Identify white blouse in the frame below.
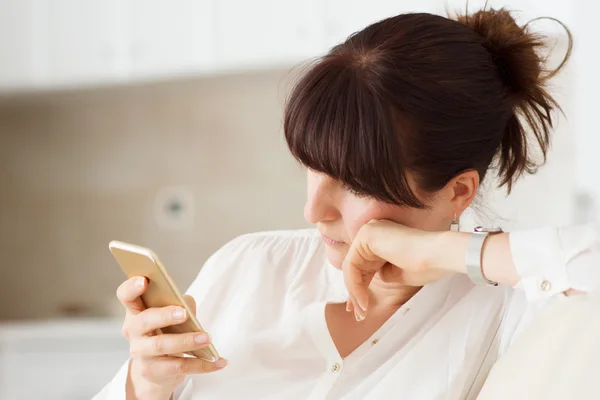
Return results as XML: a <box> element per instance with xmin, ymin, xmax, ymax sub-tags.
<box><xmin>96</xmin><ymin>224</ymin><xmax>600</xmax><ymax>400</ymax></box>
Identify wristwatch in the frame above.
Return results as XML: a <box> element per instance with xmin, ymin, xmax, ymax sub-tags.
<box><xmin>465</xmin><ymin>226</ymin><xmax>503</xmax><ymax>286</ymax></box>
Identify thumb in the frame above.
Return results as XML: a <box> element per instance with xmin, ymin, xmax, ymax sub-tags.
<box><xmin>183</xmin><ymin>294</ymin><xmax>197</xmax><ymax>316</ymax></box>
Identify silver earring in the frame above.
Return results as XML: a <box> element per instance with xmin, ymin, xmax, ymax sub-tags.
<box><xmin>450</xmin><ymin>212</ymin><xmax>460</xmax><ymax>232</ymax></box>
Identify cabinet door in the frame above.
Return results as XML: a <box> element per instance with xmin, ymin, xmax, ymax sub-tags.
<box><xmin>215</xmin><ymin>0</ymin><xmax>324</xmax><ymax>70</ymax></box>
<box><xmin>0</xmin><ymin>350</ymin><xmax>129</xmax><ymax>400</ymax></box>
<box><xmin>0</xmin><ymin>0</ymin><xmax>38</xmax><ymax>90</ymax></box>
<box><xmin>37</xmin><ymin>0</ymin><xmax>126</xmax><ymax>87</ymax></box>
<box><xmin>0</xmin><ymin>332</ymin><xmax>129</xmax><ymax>400</ymax></box>
<box><xmin>127</xmin><ymin>0</ymin><xmax>217</xmax><ymax>80</ymax></box>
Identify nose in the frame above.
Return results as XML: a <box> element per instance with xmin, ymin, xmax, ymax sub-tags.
<box><xmin>304</xmin><ymin>172</ymin><xmax>340</xmax><ymax>224</ymax></box>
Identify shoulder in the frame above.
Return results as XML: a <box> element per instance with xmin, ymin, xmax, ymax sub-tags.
<box><xmin>189</xmin><ymin>229</ymin><xmax>325</xmax><ymax>291</ymax></box>
<box><xmin>186</xmin><ymin>229</ymin><xmax>328</xmax><ymax>313</ymax></box>
<box><xmin>215</xmin><ymin>228</ymin><xmax>323</xmax><ymax>261</ymax></box>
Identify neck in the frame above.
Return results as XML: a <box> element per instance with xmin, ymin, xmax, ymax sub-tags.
<box><xmin>368</xmin><ymin>276</ymin><xmax>422</xmax><ymax>313</ymax></box>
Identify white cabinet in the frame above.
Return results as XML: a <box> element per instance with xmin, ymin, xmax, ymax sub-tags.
<box><xmin>127</xmin><ymin>0</ymin><xmax>217</xmax><ymax>79</ymax></box>
<box><xmin>0</xmin><ymin>0</ymin><xmax>39</xmax><ymax>89</ymax></box>
<box><xmin>0</xmin><ymin>0</ymin><xmax>218</xmax><ymax>90</ymax></box>
<box><xmin>215</xmin><ymin>0</ymin><xmax>324</xmax><ymax>70</ymax></box>
<box><xmin>1</xmin><ymin>0</ymin><xmax>486</xmax><ymax>91</ymax></box>
<box><xmin>36</xmin><ymin>0</ymin><xmax>127</xmax><ymax>87</ymax></box>
<box><xmin>0</xmin><ymin>319</ymin><xmax>129</xmax><ymax>400</ymax></box>
<box><xmin>0</xmin><ymin>349</ymin><xmax>128</xmax><ymax>400</ymax></box>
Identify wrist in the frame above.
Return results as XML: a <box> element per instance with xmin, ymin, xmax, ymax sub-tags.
<box><xmin>130</xmin><ymin>382</ymin><xmax>173</xmax><ymax>400</ymax></box>
<box><xmin>128</xmin><ymin>361</ymin><xmax>174</xmax><ymax>400</ymax></box>
<box><xmin>430</xmin><ymin>230</ymin><xmax>471</xmax><ymax>275</ymax></box>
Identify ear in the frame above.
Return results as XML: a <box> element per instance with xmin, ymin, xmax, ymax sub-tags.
<box><xmin>443</xmin><ymin>170</ymin><xmax>479</xmax><ymax>215</ymax></box>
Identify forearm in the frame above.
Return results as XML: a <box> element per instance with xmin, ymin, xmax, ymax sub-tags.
<box><xmin>435</xmin><ymin>231</ymin><xmax>520</xmax><ymax>286</ymax></box>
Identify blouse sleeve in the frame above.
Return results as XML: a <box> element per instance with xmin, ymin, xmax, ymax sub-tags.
<box><xmin>510</xmin><ymin>223</ymin><xmax>600</xmax><ymax>301</ymax></box>
<box><xmin>493</xmin><ymin>223</ymin><xmax>600</xmax><ymax>366</ymax></box>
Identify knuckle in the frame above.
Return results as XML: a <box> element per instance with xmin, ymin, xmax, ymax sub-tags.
<box><xmin>164</xmin><ymin>307</ymin><xmax>175</xmax><ymax>323</ymax></box>
<box><xmin>128</xmin><ymin>338</ymin><xmax>143</xmax><ymax>359</ymax></box>
<box><xmin>117</xmin><ymin>278</ymin><xmax>135</xmax><ymax>300</ymax></box>
<box><xmin>363</xmin><ymin>225</ymin><xmax>377</xmax><ymax>249</ymax></box>
<box><xmin>137</xmin><ymin>312</ymin><xmax>152</xmax><ymax>333</ymax></box>
<box><xmin>183</xmin><ymin>333</ymin><xmax>195</xmax><ymax>348</ymax></box>
<box><xmin>121</xmin><ymin>324</ymin><xmax>130</xmax><ymax>340</ymax></box>
<box><xmin>364</xmin><ymin>220</ymin><xmax>377</xmax><ymax>236</ymax></box>
<box><xmin>129</xmin><ymin>346</ymin><xmax>140</xmax><ymax>359</ymax></box>
<box><xmin>116</xmin><ymin>284</ymin><xmax>126</xmax><ymax>302</ymax></box>
<box><xmin>174</xmin><ymin>359</ymin><xmax>187</xmax><ymax>375</ymax></box>
<box><xmin>202</xmin><ymin>361</ymin><xmax>214</xmax><ymax>372</ymax></box>
<box><xmin>356</xmin><ymin>226</ymin><xmax>370</xmax><ymax>246</ymax></box>
<box><xmin>139</xmin><ymin>362</ymin><xmax>153</xmax><ymax>379</ymax></box>
<box><xmin>151</xmin><ymin>336</ymin><xmax>164</xmax><ymax>354</ymax></box>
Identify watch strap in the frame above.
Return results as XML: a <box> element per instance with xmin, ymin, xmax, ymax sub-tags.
<box><xmin>466</xmin><ymin>232</ymin><xmax>499</xmax><ymax>286</ymax></box>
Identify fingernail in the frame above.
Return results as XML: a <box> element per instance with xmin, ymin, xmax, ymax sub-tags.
<box><xmin>173</xmin><ymin>308</ymin><xmax>186</xmax><ymax>320</ymax></box>
<box><xmin>135</xmin><ymin>277</ymin><xmax>145</xmax><ymax>289</ymax></box>
<box><xmin>346</xmin><ymin>303</ymin><xmax>351</xmax><ymax>312</ymax></box>
<box><xmin>194</xmin><ymin>333</ymin><xmax>209</xmax><ymax>344</ymax></box>
<box><xmin>216</xmin><ymin>359</ymin><xmax>227</xmax><ymax>368</ymax></box>
<box><xmin>357</xmin><ymin>299</ymin><xmax>368</xmax><ymax>312</ymax></box>
<box><xmin>354</xmin><ymin>310</ymin><xmax>365</xmax><ymax>322</ymax></box>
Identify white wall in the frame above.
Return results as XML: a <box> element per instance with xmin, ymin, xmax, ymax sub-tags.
<box><xmin>572</xmin><ymin>2</ymin><xmax>600</xmax><ymax>221</ymax></box>
<box><xmin>0</xmin><ymin>69</ymin><xmax>309</xmax><ymax>320</ymax></box>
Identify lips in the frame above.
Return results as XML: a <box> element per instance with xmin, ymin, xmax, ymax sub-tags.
<box><xmin>321</xmin><ymin>233</ymin><xmax>345</xmax><ymax>246</ymax></box>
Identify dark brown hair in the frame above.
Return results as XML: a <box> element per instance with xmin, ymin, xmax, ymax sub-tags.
<box><xmin>284</xmin><ymin>8</ymin><xmax>572</xmax><ymax>208</ymax></box>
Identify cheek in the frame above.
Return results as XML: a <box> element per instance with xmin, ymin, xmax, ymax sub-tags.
<box><xmin>341</xmin><ymin>199</ymin><xmax>396</xmax><ymax>240</ymax></box>
<box><xmin>342</xmin><ymin>198</ymin><xmax>450</xmax><ymax>239</ymax></box>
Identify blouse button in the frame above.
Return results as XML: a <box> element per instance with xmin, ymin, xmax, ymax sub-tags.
<box><xmin>371</xmin><ymin>338</ymin><xmax>380</xmax><ymax>346</ymax></box>
<box><xmin>540</xmin><ymin>280</ymin><xmax>552</xmax><ymax>292</ymax></box>
<box><xmin>331</xmin><ymin>362</ymin><xmax>341</xmax><ymax>373</ymax></box>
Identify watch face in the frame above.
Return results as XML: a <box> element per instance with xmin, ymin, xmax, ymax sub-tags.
<box><xmin>474</xmin><ymin>225</ymin><xmax>503</xmax><ymax>233</ymax></box>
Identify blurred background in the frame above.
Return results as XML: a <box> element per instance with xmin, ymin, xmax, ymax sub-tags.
<box><xmin>0</xmin><ymin>0</ymin><xmax>598</xmax><ymax>398</ymax></box>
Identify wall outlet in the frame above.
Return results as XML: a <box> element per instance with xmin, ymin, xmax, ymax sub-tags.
<box><xmin>154</xmin><ymin>185</ymin><xmax>195</xmax><ymax>229</ymax></box>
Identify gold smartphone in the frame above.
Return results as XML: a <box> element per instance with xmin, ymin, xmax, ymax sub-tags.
<box><xmin>109</xmin><ymin>240</ymin><xmax>219</xmax><ymax>362</ymax></box>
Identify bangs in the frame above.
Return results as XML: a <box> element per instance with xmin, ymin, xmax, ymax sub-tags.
<box><xmin>284</xmin><ymin>55</ymin><xmax>424</xmax><ymax>208</ymax></box>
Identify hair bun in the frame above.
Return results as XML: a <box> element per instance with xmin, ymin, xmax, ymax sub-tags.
<box><xmin>455</xmin><ymin>8</ymin><xmax>570</xmax><ymax>101</ymax></box>
<box><xmin>454</xmin><ymin>8</ymin><xmax>572</xmax><ymax>191</ymax></box>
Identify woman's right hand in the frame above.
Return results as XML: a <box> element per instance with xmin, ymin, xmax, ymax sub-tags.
<box><xmin>117</xmin><ymin>276</ymin><xmax>227</xmax><ymax>400</ymax></box>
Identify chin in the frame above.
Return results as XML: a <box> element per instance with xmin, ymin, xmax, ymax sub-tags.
<box><xmin>325</xmin><ymin>248</ymin><xmax>345</xmax><ymax>270</ymax></box>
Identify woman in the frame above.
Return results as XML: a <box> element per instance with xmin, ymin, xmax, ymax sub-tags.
<box><xmin>96</xmin><ymin>7</ymin><xmax>596</xmax><ymax>400</ymax></box>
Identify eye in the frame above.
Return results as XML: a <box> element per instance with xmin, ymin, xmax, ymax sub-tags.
<box><xmin>342</xmin><ymin>183</ymin><xmax>367</xmax><ymax>198</ymax></box>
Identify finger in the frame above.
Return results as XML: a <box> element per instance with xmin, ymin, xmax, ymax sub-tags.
<box><xmin>141</xmin><ymin>356</ymin><xmax>228</xmax><ymax>379</ymax></box>
<box><xmin>343</xmin><ymin>260</ymin><xmax>372</xmax><ymax>313</ymax></box>
<box><xmin>129</xmin><ymin>306</ymin><xmax>189</xmax><ymax>336</ymax></box>
<box><xmin>349</xmin><ymin>293</ymin><xmax>366</xmax><ymax>322</ymax></box>
<box><xmin>342</xmin><ymin>226</ymin><xmax>383</xmax><ymax>312</ymax></box>
<box><xmin>345</xmin><ymin>299</ymin><xmax>353</xmax><ymax>313</ymax></box>
<box><xmin>131</xmin><ymin>332</ymin><xmax>211</xmax><ymax>357</ymax></box>
<box><xmin>116</xmin><ymin>276</ymin><xmax>147</xmax><ymax>314</ymax></box>
<box><xmin>564</xmin><ymin>289</ymin><xmax>586</xmax><ymax>296</ymax></box>
<box><xmin>183</xmin><ymin>294</ymin><xmax>197</xmax><ymax>316</ymax></box>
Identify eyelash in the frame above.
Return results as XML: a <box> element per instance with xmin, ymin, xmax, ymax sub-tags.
<box><xmin>343</xmin><ymin>183</ymin><xmax>367</xmax><ymax>198</ymax></box>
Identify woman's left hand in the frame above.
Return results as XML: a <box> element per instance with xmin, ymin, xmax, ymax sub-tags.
<box><xmin>342</xmin><ymin>219</ymin><xmax>455</xmax><ymax>315</ymax></box>
<box><xmin>343</xmin><ymin>220</ymin><xmax>588</xmax><ymax>317</ymax></box>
